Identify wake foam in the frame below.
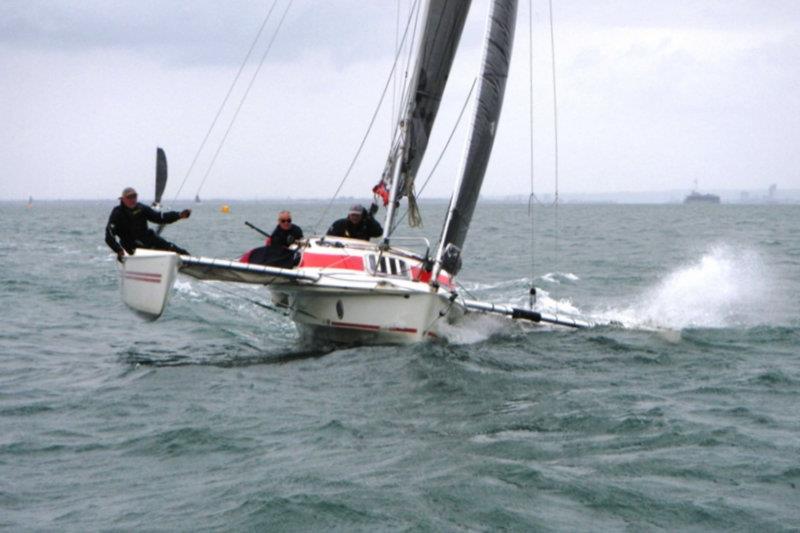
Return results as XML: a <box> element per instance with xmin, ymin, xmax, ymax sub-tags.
<box><xmin>597</xmin><ymin>246</ymin><xmax>777</xmax><ymax>330</ymax></box>
<box><xmin>440</xmin><ymin>284</ymin><xmax>585</xmax><ymax>344</ymax></box>
<box><xmin>541</xmin><ymin>272</ymin><xmax>580</xmax><ymax>284</ymax></box>
<box><xmin>531</xmin><ymin>288</ymin><xmax>583</xmax><ymax>316</ymax></box>
<box><xmin>437</xmin><ymin>312</ymin><xmax>513</xmax><ymax>344</ymax></box>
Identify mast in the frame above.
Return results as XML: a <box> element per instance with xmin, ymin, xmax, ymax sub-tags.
<box><xmin>380</xmin><ymin>0</ymin><xmax>473</xmax><ymax>241</ymax></box>
<box><xmin>432</xmin><ymin>0</ymin><xmax>518</xmax><ymax>279</ymax></box>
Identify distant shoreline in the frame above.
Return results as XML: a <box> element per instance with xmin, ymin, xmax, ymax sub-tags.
<box><xmin>5</xmin><ymin>187</ymin><xmax>800</xmax><ymax>205</ymax></box>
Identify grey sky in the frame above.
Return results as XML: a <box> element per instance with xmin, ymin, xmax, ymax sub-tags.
<box><xmin>1</xmin><ymin>0</ymin><xmax>799</xmax><ymax>201</ymax></box>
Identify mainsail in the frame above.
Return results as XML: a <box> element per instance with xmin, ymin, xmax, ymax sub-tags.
<box><xmin>379</xmin><ymin>0</ymin><xmax>472</xmax><ymax>229</ymax></box>
<box><xmin>436</xmin><ymin>0</ymin><xmax>517</xmax><ymax>271</ymax></box>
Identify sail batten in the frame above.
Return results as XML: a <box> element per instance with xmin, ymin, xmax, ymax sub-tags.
<box><xmin>437</xmin><ymin>0</ymin><xmax>518</xmax><ymax>262</ymax></box>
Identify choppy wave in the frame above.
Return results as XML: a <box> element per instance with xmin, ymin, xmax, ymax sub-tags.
<box><xmin>4</xmin><ymin>202</ymin><xmax>800</xmax><ymax>531</ymax></box>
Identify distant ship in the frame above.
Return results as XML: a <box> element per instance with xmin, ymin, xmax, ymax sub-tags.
<box><xmin>684</xmin><ymin>180</ymin><xmax>720</xmax><ymax>204</ymax></box>
<box><xmin>684</xmin><ymin>191</ymin><xmax>720</xmax><ymax>204</ymax></box>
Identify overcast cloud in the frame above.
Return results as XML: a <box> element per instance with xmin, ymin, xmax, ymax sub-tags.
<box><xmin>1</xmin><ymin>0</ymin><xmax>799</xmax><ymax>201</ymax></box>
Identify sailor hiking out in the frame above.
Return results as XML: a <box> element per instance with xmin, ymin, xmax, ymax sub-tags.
<box><xmin>105</xmin><ymin>186</ymin><xmax>191</xmax><ymax>261</ymax></box>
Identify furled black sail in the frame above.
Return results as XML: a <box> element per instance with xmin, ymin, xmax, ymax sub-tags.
<box><xmin>379</xmin><ymin>0</ymin><xmax>472</xmax><ymax>225</ymax></box>
<box><xmin>438</xmin><ymin>0</ymin><xmax>517</xmax><ymax>264</ymax></box>
<box><xmin>155</xmin><ymin>147</ymin><xmax>168</xmax><ymax>205</ymax></box>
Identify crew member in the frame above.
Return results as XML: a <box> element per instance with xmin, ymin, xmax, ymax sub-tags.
<box><xmin>327</xmin><ymin>203</ymin><xmax>382</xmax><ymax>241</ymax></box>
<box><xmin>245</xmin><ymin>210</ymin><xmax>303</xmax><ymax>267</ymax></box>
<box><xmin>105</xmin><ymin>187</ymin><xmax>191</xmax><ymax>262</ymax></box>
<box><xmin>268</xmin><ymin>210</ymin><xmax>303</xmax><ymax>249</ymax></box>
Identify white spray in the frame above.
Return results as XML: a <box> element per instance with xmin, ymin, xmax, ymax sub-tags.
<box><xmin>600</xmin><ymin>245</ymin><xmax>776</xmax><ymax>330</ymax></box>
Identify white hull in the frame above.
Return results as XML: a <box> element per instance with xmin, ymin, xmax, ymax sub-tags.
<box><xmin>274</xmin><ymin>285</ymin><xmax>460</xmax><ymax>345</ymax></box>
<box><xmin>270</xmin><ymin>236</ymin><xmax>462</xmax><ymax>344</ymax></box>
<box><xmin>119</xmin><ymin>238</ymin><xmax>586</xmax><ymax>345</ymax></box>
<box><xmin>120</xmin><ymin>249</ymin><xmax>179</xmax><ymax>318</ymax></box>
<box><xmin>123</xmin><ymin>238</ymin><xmax>462</xmax><ymax>344</ymax></box>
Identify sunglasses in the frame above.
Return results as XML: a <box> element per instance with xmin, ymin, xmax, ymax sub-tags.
<box><xmin>124</xmin><ymin>194</ymin><xmax>138</xmax><ymax>200</ymax></box>
<box><xmin>279</xmin><ymin>218</ymin><xmax>292</xmax><ymax>223</ymax></box>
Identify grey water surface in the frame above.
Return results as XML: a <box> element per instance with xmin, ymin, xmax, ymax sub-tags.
<box><xmin>1</xmin><ymin>200</ymin><xmax>799</xmax><ymax>531</ymax></box>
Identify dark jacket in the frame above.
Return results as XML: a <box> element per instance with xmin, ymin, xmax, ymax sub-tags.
<box><xmin>326</xmin><ymin>212</ymin><xmax>383</xmax><ymax>241</ymax></box>
<box><xmin>245</xmin><ymin>224</ymin><xmax>304</xmax><ymax>268</ymax></box>
<box><xmin>105</xmin><ymin>202</ymin><xmax>182</xmax><ymax>254</ymax></box>
<box><xmin>269</xmin><ymin>224</ymin><xmax>303</xmax><ymax>248</ymax></box>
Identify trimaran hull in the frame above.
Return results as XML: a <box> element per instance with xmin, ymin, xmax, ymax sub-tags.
<box><xmin>116</xmin><ymin>0</ymin><xmax>593</xmax><ymax>344</ymax></box>
<box><xmin>120</xmin><ymin>241</ymin><xmax>467</xmax><ymax>345</ymax></box>
<box><xmin>120</xmin><ymin>244</ymin><xmax>587</xmax><ymax>345</ymax></box>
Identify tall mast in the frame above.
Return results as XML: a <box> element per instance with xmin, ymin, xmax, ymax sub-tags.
<box><xmin>432</xmin><ymin>0</ymin><xmax>518</xmax><ymax>279</ymax></box>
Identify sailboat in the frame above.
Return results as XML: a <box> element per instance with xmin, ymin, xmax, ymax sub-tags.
<box><xmin>119</xmin><ymin>0</ymin><xmax>590</xmax><ymax>343</ymax></box>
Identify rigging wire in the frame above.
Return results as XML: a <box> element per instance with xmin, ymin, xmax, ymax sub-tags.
<box><xmin>397</xmin><ymin>0</ymin><xmax>423</xmax><ymax>125</ymax></box>
<box><xmin>528</xmin><ymin>0</ymin><xmax>536</xmax><ymax>308</ymax></box>
<box><xmin>194</xmin><ymin>0</ymin><xmax>294</xmax><ymax>200</ymax></box>
<box><xmin>525</xmin><ymin>0</ymin><xmax>559</xmax><ymax>211</ymax></box>
<box><xmin>389</xmin><ymin>77</ymin><xmax>477</xmax><ymax>235</ymax></box>
<box><xmin>391</xmin><ymin>0</ymin><xmax>400</xmax><ymax>141</ymax></box>
<box><xmin>391</xmin><ymin>1</ymin><xmax>425</xmax><ymax>230</ymax></box>
<box><xmin>527</xmin><ymin>0</ymin><xmax>561</xmax><ymax>214</ymax></box>
<box><xmin>548</xmin><ymin>0</ymin><xmax>560</xmax><ymax>286</ymax></box>
<box><xmin>454</xmin><ymin>279</ymin><xmax>479</xmax><ymax>302</ymax></box>
<box><xmin>525</xmin><ymin>0</ymin><xmax>562</xmax><ymax>310</ymax></box>
<box><xmin>312</xmin><ymin>0</ymin><xmax>421</xmax><ymax>233</ymax></box>
<box><xmin>169</xmin><ymin>0</ymin><xmax>281</xmax><ymax>203</ymax></box>
<box><xmin>203</xmin><ymin>281</ymin><xmax>287</xmax><ymax>315</ymax></box>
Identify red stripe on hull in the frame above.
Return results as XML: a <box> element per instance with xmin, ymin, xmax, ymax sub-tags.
<box><xmin>330</xmin><ymin>321</ymin><xmax>380</xmax><ymax>331</ymax></box>
<box><xmin>125</xmin><ymin>271</ymin><xmax>162</xmax><ymax>279</ymax></box>
<box><xmin>299</xmin><ymin>253</ymin><xmax>365</xmax><ymax>271</ymax></box>
<box><xmin>124</xmin><ymin>274</ymin><xmax>162</xmax><ymax>284</ymax></box>
<box><xmin>328</xmin><ymin>321</ymin><xmax>418</xmax><ymax>334</ymax></box>
<box><xmin>388</xmin><ymin>327</ymin><xmax>418</xmax><ymax>333</ymax></box>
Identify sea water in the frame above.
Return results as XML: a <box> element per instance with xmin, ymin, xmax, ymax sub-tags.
<box><xmin>1</xmin><ymin>201</ymin><xmax>798</xmax><ymax>530</ymax></box>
